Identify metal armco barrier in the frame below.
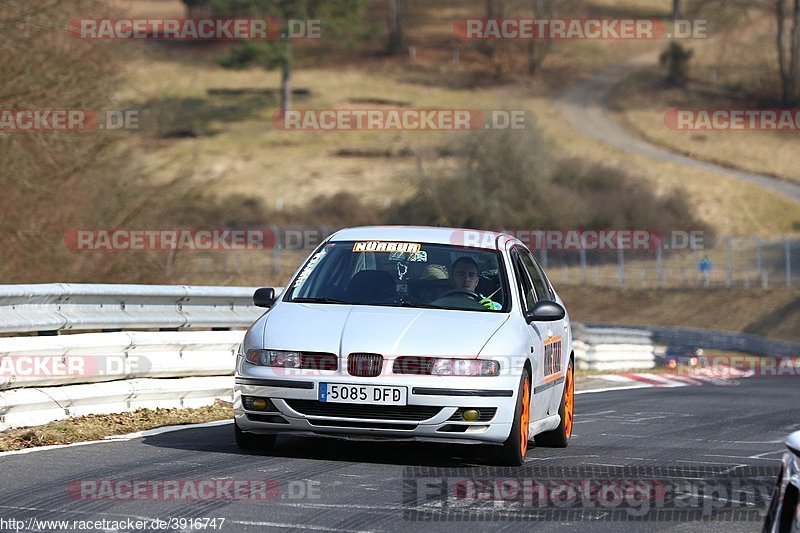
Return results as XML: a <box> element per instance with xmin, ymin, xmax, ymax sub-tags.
<box><xmin>0</xmin><ymin>376</ymin><xmax>233</xmax><ymax>430</ymax></box>
<box><xmin>0</xmin><ymin>284</ymin><xmax>794</xmax><ymax>429</ymax></box>
<box><xmin>572</xmin><ymin>324</ymin><xmax>657</xmax><ymax>371</ymax></box>
<box><xmin>0</xmin><ymin>283</ymin><xmax>283</xmax><ymax>334</ymax></box>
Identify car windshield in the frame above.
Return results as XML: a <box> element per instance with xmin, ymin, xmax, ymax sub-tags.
<box><xmin>283</xmin><ymin>240</ymin><xmax>510</xmax><ymax>312</ymax></box>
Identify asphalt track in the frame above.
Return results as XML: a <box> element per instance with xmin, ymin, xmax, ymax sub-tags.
<box><xmin>558</xmin><ymin>55</ymin><xmax>800</xmax><ymax>203</ymax></box>
<box><xmin>1</xmin><ymin>376</ymin><xmax>798</xmax><ymax>533</ymax></box>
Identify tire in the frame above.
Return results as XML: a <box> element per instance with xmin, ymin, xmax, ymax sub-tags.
<box><xmin>234</xmin><ymin>420</ymin><xmax>277</xmax><ymax>451</ymax></box>
<box><xmin>491</xmin><ymin>368</ymin><xmax>532</xmax><ymax>466</ymax></box>
<box><xmin>535</xmin><ymin>360</ymin><xmax>574</xmax><ymax>448</ymax></box>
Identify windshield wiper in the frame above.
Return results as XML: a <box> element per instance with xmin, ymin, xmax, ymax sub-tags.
<box><xmin>291</xmin><ymin>297</ymin><xmax>350</xmax><ymax>304</ymax></box>
<box><xmin>395</xmin><ymin>300</ymin><xmax>447</xmax><ymax>310</ymax></box>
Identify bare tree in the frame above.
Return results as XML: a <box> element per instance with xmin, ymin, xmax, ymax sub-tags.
<box><xmin>673</xmin><ymin>0</ymin><xmax>683</xmax><ymax>19</ymax></box>
<box><xmin>776</xmin><ymin>0</ymin><xmax>800</xmax><ymax>103</ymax></box>
<box><xmin>386</xmin><ymin>0</ymin><xmax>407</xmax><ymax>55</ymax></box>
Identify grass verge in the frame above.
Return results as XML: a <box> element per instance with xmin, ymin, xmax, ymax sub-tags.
<box><xmin>0</xmin><ymin>399</ymin><xmax>232</xmax><ymax>452</ymax></box>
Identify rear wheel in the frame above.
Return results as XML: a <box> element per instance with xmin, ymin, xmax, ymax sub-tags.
<box><xmin>234</xmin><ymin>420</ymin><xmax>277</xmax><ymax>451</ymax></box>
<box><xmin>535</xmin><ymin>360</ymin><xmax>574</xmax><ymax>448</ymax></box>
<box><xmin>491</xmin><ymin>368</ymin><xmax>531</xmax><ymax>466</ymax></box>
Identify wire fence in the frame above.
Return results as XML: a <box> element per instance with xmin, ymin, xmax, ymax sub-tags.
<box><xmin>537</xmin><ymin>236</ymin><xmax>799</xmax><ymax>288</ymax></box>
<box><xmin>177</xmin><ymin>230</ymin><xmax>800</xmax><ymax>289</ymax></box>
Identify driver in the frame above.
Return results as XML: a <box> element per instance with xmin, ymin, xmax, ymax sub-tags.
<box><xmin>451</xmin><ymin>256</ymin><xmax>501</xmax><ymax>310</ymax></box>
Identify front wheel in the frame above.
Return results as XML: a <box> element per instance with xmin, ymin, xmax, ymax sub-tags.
<box><xmin>535</xmin><ymin>360</ymin><xmax>574</xmax><ymax>448</ymax></box>
<box><xmin>234</xmin><ymin>420</ymin><xmax>277</xmax><ymax>451</ymax></box>
<box><xmin>491</xmin><ymin>368</ymin><xmax>531</xmax><ymax>466</ymax></box>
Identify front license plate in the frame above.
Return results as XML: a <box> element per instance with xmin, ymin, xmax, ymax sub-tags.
<box><xmin>319</xmin><ymin>383</ymin><xmax>407</xmax><ymax>405</ymax></box>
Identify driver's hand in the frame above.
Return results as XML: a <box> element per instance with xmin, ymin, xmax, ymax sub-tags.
<box><xmin>479</xmin><ymin>297</ymin><xmax>495</xmax><ymax>310</ymax></box>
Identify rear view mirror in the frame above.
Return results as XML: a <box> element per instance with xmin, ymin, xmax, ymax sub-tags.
<box><xmin>253</xmin><ymin>287</ymin><xmax>276</xmax><ymax>308</ymax></box>
<box><xmin>525</xmin><ymin>300</ymin><xmax>566</xmax><ymax>323</ymax></box>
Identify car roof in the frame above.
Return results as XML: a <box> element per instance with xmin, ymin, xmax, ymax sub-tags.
<box><xmin>328</xmin><ymin>225</ymin><xmax>519</xmax><ymax>251</ymax></box>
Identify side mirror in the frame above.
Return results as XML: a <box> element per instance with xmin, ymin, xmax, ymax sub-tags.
<box><xmin>253</xmin><ymin>287</ymin><xmax>276</xmax><ymax>308</ymax></box>
<box><xmin>787</xmin><ymin>430</ymin><xmax>800</xmax><ymax>457</ymax></box>
<box><xmin>525</xmin><ymin>300</ymin><xmax>565</xmax><ymax>323</ymax></box>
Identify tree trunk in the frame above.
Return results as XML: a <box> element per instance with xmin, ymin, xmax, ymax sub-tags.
<box><xmin>778</xmin><ymin>0</ymin><xmax>792</xmax><ymax>103</ymax></box>
<box><xmin>791</xmin><ymin>0</ymin><xmax>800</xmax><ymax>103</ymax></box>
<box><xmin>672</xmin><ymin>0</ymin><xmax>682</xmax><ymax>19</ymax></box>
<box><xmin>280</xmin><ymin>38</ymin><xmax>292</xmax><ymax>113</ymax></box>
<box><xmin>387</xmin><ymin>0</ymin><xmax>406</xmax><ymax>55</ymax></box>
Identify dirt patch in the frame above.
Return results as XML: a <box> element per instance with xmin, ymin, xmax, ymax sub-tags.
<box><xmin>0</xmin><ymin>399</ymin><xmax>232</xmax><ymax>452</ymax></box>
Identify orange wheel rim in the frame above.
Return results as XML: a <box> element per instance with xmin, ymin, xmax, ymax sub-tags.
<box><xmin>564</xmin><ymin>363</ymin><xmax>574</xmax><ymax>438</ymax></box>
<box><xmin>519</xmin><ymin>376</ymin><xmax>530</xmax><ymax>456</ymax></box>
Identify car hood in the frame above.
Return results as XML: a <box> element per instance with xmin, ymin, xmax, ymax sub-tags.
<box><xmin>256</xmin><ymin>303</ymin><xmax>509</xmax><ymax>358</ymax></box>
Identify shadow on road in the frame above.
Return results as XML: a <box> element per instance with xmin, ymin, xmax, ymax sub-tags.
<box><xmin>142</xmin><ymin>422</ymin><xmax>509</xmax><ymax>468</ymax></box>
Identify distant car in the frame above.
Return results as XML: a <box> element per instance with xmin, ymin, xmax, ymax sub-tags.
<box><xmin>663</xmin><ymin>347</ymin><xmax>705</xmax><ymax>370</ymax></box>
<box><xmin>764</xmin><ymin>431</ymin><xmax>800</xmax><ymax>533</ymax></box>
<box><xmin>233</xmin><ymin>226</ymin><xmax>575</xmax><ymax>466</ymax></box>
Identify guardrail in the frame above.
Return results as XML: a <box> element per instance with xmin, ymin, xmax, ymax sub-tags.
<box><xmin>0</xmin><ymin>283</ymin><xmax>276</xmax><ymax>334</ymax></box>
<box><xmin>0</xmin><ymin>284</ymin><xmax>795</xmax><ymax>430</ymax></box>
<box><xmin>572</xmin><ymin>324</ymin><xmax>657</xmax><ymax>371</ymax></box>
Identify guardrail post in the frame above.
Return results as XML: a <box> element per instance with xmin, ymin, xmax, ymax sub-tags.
<box><xmin>655</xmin><ymin>246</ymin><xmax>663</xmax><ymax>287</ymax></box>
<box><xmin>725</xmin><ymin>237</ymin><xmax>733</xmax><ymax>288</ymax></box>
<box><xmin>785</xmin><ymin>238</ymin><xmax>792</xmax><ymax>287</ymax></box>
<box><xmin>755</xmin><ymin>237</ymin><xmax>762</xmax><ymax>281</ymax></box>
<box><xmin>579</xmin><ymin>247</ymin><xmax>587</xmax><ymax>283</ymax></box>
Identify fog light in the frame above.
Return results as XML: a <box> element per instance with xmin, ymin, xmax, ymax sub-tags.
<box><xmin>462</xmin><ymin>409</ymin><xmax>479</xmax><ymax>422</ymax></box>
<box><xmin>252</xmin><ymin>398</ymin><xmax>268</xmax><ymax>410</ymax></box>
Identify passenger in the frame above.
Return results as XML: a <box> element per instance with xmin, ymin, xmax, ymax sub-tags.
<box><xmin>451</xmin><ymin>257</ymin><xmax>501</xmax><ymax>310</ymax></box>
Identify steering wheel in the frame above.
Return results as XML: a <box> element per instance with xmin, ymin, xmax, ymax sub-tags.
<box><xmin>438</xmin><ymin>288</ymin><xmax>482</xmax><ymax>301</ymax></box>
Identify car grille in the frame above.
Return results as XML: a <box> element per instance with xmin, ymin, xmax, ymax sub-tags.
<box><xmin>347</xmin><ymin>353</ymin><xmax>383</xmax><ymax>377</ymax></box>
<box><xmin>308</xmin><ymin>419</ymin><xmax>417</xmax><ymax>430</ymax></box>
<box><xmin>392</xmin><ymin>356</ymin><xmax>435</xmax><ymax>375</ymax></box>
<box><xmin>285</xmin><ymin>400</ymin><xmax>443</xmax><ymax>421</ymax></box>
<box><xmin>300</xmin><ymin>352</ymin><xmax>338</xmax><ymax>371</ymax></box>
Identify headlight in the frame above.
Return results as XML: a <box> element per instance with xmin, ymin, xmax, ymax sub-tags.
<box><xmin>245</xmin><ymin>349</ymin><xmax>301</xmax><ymax>368</ymax></box>
<box><xmin>430</xmin><ymin>359</ymin><xmax>500</xmax><ymax>376</ymax></box>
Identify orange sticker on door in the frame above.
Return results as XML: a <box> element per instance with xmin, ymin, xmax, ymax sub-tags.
<box><xmin>543</xmin><ymin>336</ymin><xmax>563</xmax><ymax>379</ymax></box>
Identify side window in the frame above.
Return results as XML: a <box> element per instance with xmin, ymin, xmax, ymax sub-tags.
<box><xmin>520</xmin><ymin>250</ymin><xmax>552</xmax><ymax>301</ymax></box>
<box><xmin>511</xmin><ymin>250</ymin><xmax>536</xmax><ymax>311</ymax></box>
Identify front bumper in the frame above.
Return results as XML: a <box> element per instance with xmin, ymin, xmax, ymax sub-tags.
<box><xmin>233</xmin><ymin>368</ymin><xmax>520</xmax><ymax>444</ymax></box>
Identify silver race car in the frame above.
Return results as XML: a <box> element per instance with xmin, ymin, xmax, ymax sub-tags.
<box><xmin>234</xmin><ymin>226</ymin><xmax>574</xmax><ymax>466</ymax></box>
<box><xmin>764</xmin><ymin>431</ymin><xmax>800</xmax><ymax>533</ymax></box>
